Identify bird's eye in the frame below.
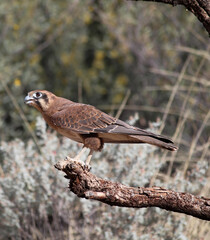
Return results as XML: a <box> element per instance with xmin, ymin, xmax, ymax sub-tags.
<box><xmin>33</xmin><ymin>92</ymin><xmax>42</xmax><ymax>98</ymax></box>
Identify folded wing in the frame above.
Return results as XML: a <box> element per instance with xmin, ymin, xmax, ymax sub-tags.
<box><xmin>51</xmin><ymin>104</ymin><xmax>177</xmax><ymax>151</ymax></box>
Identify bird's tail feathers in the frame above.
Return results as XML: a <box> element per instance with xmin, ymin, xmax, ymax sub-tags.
<box><xmin>131</xmin><ymin>135</ymin><xmax>178</xmax><ymax>151</ymax></box>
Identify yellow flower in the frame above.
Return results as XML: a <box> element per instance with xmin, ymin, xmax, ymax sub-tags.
<box><xmin>110</xmin><ymin>50</ymin><xmax>118</xmax><ymax>59</ymax></box>
<box><xmin>61</xmin><ymin>53</ymin><xmax>71</xmax><ymax>65</ymax></box>
<box><xmin>14</xmin><ymin>78</ymin><xmax>21</xmax><ymax>87</ymax></box>
<box><xmin>113</xmin><ymin>93</ymin><xmax>123</xmax><ymax>104</ymax></box>
<box><xmin>116</xmin><ymin>74</ymin><xmax>128</xmax><ymax>86</ymax></box>
<box><xmin>94</xmin><ymin>60</ymin><xmax>104</xmax><ymax>69</ymax></box>
<box><xmin>83</xmin><ymin>13</ymin><xmax>91</xmax><ymax>24</ymax></box>
<box><xmin>95</xmin><ymin>50</ymin><xmax>105</xmax><ymax>61</ymax></box>
<box><xmin>30</xmin><ymin>54</ymin><xmax>40</xmax><ymax>65</ymax></box>
<box><xmin>13</xmin><ymin>24</ymin><xmax>20</xmax><ymax>31</ymax></box>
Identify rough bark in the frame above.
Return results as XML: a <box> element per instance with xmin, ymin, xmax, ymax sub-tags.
<box><xmin>132</xmin><ymin>0</ymin><xmax>210</xmax><ymax>36</ymax></box>
<box><xmin>55</xmin><ymin>158</ymin><xmax>210</xmax><ymax>221</ymax></box>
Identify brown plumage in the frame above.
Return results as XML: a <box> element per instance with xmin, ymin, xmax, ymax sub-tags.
<box><xmin>25</xmin><ymin>90</ymin><xmax>177</xmax><ymax>165</ymax></box>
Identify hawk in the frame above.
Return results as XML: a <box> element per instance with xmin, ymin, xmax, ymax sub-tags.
<box><xmin>25</xmin><ymin>90</ymin><xmax>177</xmax><ymax>166</ymax></box>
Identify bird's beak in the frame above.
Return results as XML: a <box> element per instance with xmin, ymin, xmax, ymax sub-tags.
<box><xmin>24</xmin><ymin>95</ymin><xmax>34</xmax><ymax>104</ymax></box>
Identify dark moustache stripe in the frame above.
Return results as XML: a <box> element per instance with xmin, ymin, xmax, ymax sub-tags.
<box><xmin>42</xmin><ymin>93</ymin><xmax>49</xmax><ymax>104</ymax></box>
<box><xmin>35</xmin><ymin>99</ymin><xmax>43</xmax><ymax>111</ymax></box>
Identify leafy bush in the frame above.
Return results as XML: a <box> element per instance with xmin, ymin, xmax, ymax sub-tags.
<box><xmin>0</xmin><ymin>117</ymin><xmax>208</xmax><ymax>239</ymax></box>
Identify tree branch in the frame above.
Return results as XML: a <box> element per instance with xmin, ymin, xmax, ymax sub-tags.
<box><xmin>55</xmin><ymin>158</ymin><xmax>210</xmax><ymax>221</ymax></box>
<box><xmin>131</xmin><ymin>0</ymin><xmax>210</xmax><ymax>36</ymax></box>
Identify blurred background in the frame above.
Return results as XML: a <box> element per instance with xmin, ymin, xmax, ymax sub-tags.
<box><xmin>0</xmin><ymin>0</ymin><xmax>209</xmax><ymax>239</ymax></box>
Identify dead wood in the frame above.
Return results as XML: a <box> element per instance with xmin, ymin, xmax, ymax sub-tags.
<box><xmin>55</xmin><ymin>158</ymin><xmax>210</xmax><ymax>221</ymax></box>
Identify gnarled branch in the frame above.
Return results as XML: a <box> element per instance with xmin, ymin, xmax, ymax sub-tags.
<box><xmin>132</xmin><ymin>0</ymin><xmax>210</xmax><ymax>36</ymax></box>
<box><xmin>55</xmin><ymin>158</ymin><xmax>210</xmax><ymax>221</ymax></box>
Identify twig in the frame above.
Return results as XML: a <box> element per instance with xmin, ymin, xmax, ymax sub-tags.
<box><xmin>78</xmin><ymin>77</ymin><xmax>83</xmax><ymax>103</ymax></box>
<box><xmin>176</xmin><ymin>46</ymin><xmax>210</xmax><ymax>60</ymax></box>
<box><xmin>55</xmin><ymin>158</ymin><xmax>210</xmax><ymax>221</ymax></box>
<box><xmin>98</xmin><ymin>104</ymin><xmax>209</xmax><ymax>125</ymax></box>
<box><xmin>159</xmin><ymin>56</ymin><xmax>191</xmax><ymax>133</ymax></box>
<box><xmin>183</xmin><ymin>110</ymin><xmax>210</xmax><ymax>176</ymax></box>
<box><xmin>150</xmin><ymin>68</ymin><xmax>209</xmax><ymax>86</ymax></box>
<box><xmin>145</xmin><ymin>86</ymin><xmax>210</xmax><ymax>92</ymax></box>
<box><xmin>115</xmin><ymin>89</ymin><xmax>131</xmax><ymax>119</ymax></box>
<box><xmin>167</xmin><ymin>55</ymin><xmax>207</xmax><ymax>177</ymax></box>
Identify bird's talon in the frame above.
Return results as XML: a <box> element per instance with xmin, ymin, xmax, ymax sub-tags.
<box><xmin>75</xmin><ymin>160</ymin><xmax>86</xmax><ymax>168</ymax></box>
<box><xmin>65</xmin><ymin>156</ymin><xmax>85</xmax><ymax>167</ymax></box>
<box><xmin>84</xmin><ymin>164</ymin><xmax>91</xmax><ymax>171</ymax></box>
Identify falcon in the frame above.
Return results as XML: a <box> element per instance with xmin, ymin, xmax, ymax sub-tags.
<box><xmin>25</xmin><ymin>90</ymin><xmax>177</xmax><ymax>166</ymax></box>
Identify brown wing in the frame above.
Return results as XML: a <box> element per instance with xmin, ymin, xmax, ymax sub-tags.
<box><xmin>50</xmin><ymin>103</ymin><xmax>117</xmax><ymax>133</ymax></box>
<box><xmin>50</xmin><ymin>102</ymin><xmax>172</xmax><ymax>138</ymax></box>
<box><xmin>51</xmin><ymin>103</ymin><xmax>177</xmax><ymax>151</ymax></box>
<box><xmin>50</xmin><ymin>103</ymin><xmax>153</xmax><ymax>135</ymax></box>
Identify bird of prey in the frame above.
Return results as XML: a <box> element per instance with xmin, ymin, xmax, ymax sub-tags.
<box><xmin>25</xmin><ymin>90</ymin><xmax>177</xmax><ymax>166</ymax></box>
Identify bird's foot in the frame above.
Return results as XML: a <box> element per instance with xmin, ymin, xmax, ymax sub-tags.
<box><xmin>65</xmin><ymin>156</ymin><xmax>85</xmax><ymax>167</ymax></box>
<box><xmin>84</xmin><ymin>163</ymin><xmax>91</xmax><ymax>171</ymax></box>
<box><xmin>65</xmin><ymin>156</ymin><xmax>91</xmax><ymax>171</ymax></box>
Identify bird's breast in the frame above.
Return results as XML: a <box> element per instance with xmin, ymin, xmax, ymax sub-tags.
<box><xmin>42</xmin><ymin>112</ymin><xmax>83</xmax><ymax>143</ymax></box>
<box><xmin>56</xmin><ymin>128</ymin><xmax>83</xmax><ymax>143</ymax></box>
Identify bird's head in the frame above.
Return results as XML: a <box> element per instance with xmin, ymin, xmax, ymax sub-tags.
<box><xmin>24</xmin><ymin>90</ymin><xmax>56</xmax><ymax>112</ymax></box>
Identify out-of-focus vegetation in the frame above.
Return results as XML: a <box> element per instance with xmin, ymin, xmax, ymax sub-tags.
<box><xmin>0</xmin><ymin>118</ymin><xmax>209</xmax><ymax>240</ymax></box>
<box><xmin>0</xmin><ymin>0</ymin><xmax>209</xmax><ymax>239</ymax></box>
<box><xmin>0</xmin><ymin>0</ymin><xmax>209</xmax><ymax>141</ymax></box>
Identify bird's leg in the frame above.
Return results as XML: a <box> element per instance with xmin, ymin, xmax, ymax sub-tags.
<box><xmin>73</xmin><ymin>147</ymin><xmax>87</xmax><ymax>161</ymax></box>
<box><xmin>66</xmin><ymin>148</ymin><xmax>92</xmax><ymax>170</ymax></box>
<box><xmin>85</xmin><ymin>149</ymin><xmax>93</xmax><ymax>168</ymax></box>
<box><xmin>66</xmin><ymin>147</ymin><xmax>87</xmax><ymax>166</ymax></box>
